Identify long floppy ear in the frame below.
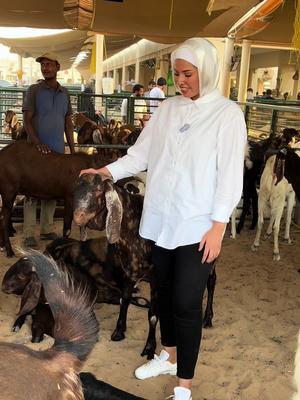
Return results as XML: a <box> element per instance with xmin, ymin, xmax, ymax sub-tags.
<box><xmin>17</xmin><ymin>273</ymin><xmax>42</xmax><ymax>316</ymax></box>
<box><xmin>104</xmin><ymin>180</ymin><xmax>123</xmax><ymax>243</ymax></box>
<box><xmin>11</xmin><ymin>114</ymin><xmax>19</xmax><ymax>128</ymax></box>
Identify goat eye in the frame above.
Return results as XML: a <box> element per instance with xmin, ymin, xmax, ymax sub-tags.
<box><xmin>19</xmin><ymin>274</ymin><xmax>26</xmax><ymax>280</ymax></box>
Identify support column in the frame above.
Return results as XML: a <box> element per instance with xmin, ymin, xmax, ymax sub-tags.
<box><xmin>220</xmin><ymin>37</ymin><xmax>234</xmax><ymax>97</ymax></box>
<box><xmin>95</xmin><ymin>34</ymin><xmax>104</xmax><ymax>110</ymax></box>
<box><xmin>122</xmin><ymin>58</ymin><xmax>126</xmax><ymax>90</ymax></box>
<box><xmin>238</xmin><ymin>40</ymin><xmax>252</xmax><ymax>102</ymax></box>
<box><xmin>17</xmin><ymin>55</ymin><xmax>23</xmax><ymax>86</ymax></box>
<box><xmin>135</xmin><ymin>44</ymin><xmax>140</xmax><ymax>84</ymax></box>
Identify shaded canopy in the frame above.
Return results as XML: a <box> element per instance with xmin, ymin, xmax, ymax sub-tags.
<box><xmin>0</xmin><ymin>0</ymin><xmax>296</xmax><ymax>72</ymax></box>
<box><xmin>0</xmin><ymin>0</ymin><xmax>261</xmax><ymax>71</ymax></box>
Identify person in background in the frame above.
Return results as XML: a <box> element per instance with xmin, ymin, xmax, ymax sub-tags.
<box><xmin>297</xmin><ymin>92</ymin><xmax>300</xmax><ymax>101</ymax></box>
<box><xmin>149</xmin><ymin>76</ymin><xmax>167</xmax><ymax>113</ymax></box>
<box><xmin>79</xmin><ymin>37</ymin><xmax>246</xmax><ymax>400</ymax></box>
<box><xmin>144</xmin><ymin>79</ymin><xmax>156</xmax><ymax>97</ymax></box>
<box><xmin>283</xmin><ymin>92</ymin><xmax>289</xmax><ymax>101</ymax></box>
<box><xmin>121</xmin><ymin>84</ymin><xmax>148</xmax><ymax>125</ymax></box>
<box><xmin>22</xmin><ymin>52</ymin><xmax>75</xmax><ymax>248</ymax></box>
<box><xmin>263</xmin><ymin>89</ymin><xmax>274</xmax><ymax>99</ymax></box>
<box><xmin>246</xmin><ymin>87</ymin><xmax>254</xmax><ymax>101</ymax></box>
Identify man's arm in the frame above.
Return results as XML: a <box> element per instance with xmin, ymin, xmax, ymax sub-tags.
<box><xmin>23</xmin><ymin>111</ymin><xmax>40</xmax><ymax>145</ymax></box>
<box><xmin>65</xmin><ymin>114</ymin><xmax>75</xmax><ymax>154</ymax></box>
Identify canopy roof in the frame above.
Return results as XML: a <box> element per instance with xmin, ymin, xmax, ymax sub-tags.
<box><xmin>0</xmin><ymin>0</ymin><xmax>297</xmax><ymax>72</ymax></box>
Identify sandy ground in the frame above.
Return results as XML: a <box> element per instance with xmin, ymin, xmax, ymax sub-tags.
<box><xmin>0</xmin><ymin>219</ymin><xmax>299</xmax><ymax>400</ymax></box>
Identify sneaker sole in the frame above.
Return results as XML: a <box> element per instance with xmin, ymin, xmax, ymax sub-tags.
<box><xmin>135</xmin><ymin>369</ymin><xmax>177</xmax><ymax>380</ymax></box>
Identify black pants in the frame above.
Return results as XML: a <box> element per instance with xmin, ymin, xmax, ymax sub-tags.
<box><xmin>152</xmin><ymin>243</ymin><xmax>213</xmax><ymax>379</ymax></box>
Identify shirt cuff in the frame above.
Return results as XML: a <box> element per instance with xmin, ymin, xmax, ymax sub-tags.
<box><xmin>106</xmin><ymin>161</ymin><xmax>125</xmax><ymax>182</ymax></box>
<box><xmin>211</xmin><ymin>204</ymin><xmax>232</xmax><ymax>223</ymax></box>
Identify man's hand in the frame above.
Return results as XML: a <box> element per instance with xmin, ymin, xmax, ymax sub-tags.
<box><xmin>36</xmin><ymin>144</ymin><xmax>51</xmax><ymax>154</ymax></box>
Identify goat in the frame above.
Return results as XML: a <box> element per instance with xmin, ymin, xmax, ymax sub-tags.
<box><xmin>80</xmin><ymin>372</ymin><xmax>146</xmax><ymax>400</ymax></box>
<box><xmin>251</xmin><ymin>154</ymin><xmax>296</xmax><ymax>261</ymax></box>
<box><xmin>274</xmin><ymin>144</ymin><xmax>300</xmax><ymax>202</ymax></box>
<box><xmin>2</xmin><ymin>250</ymin><xmax>99</xmax><ymax>342</ymax></box>
<box><xmin>291</xmin><ymin>330</ymin><xmax>300</xmax><ymax>400</ymax></box>
<box><xmin>73</xmin><ymin>174</ymin><xmax>216</xmax><ymax>359</ymax></box>
<box><xmin>0</xmin><ymin>140</ymin><xmax>116</xmax><ymax>257</ymax></box>
<box><xmin>233</xmin><ymin>129</ymin><xmax>299</xmax><ymax>237</ymax></box>
<box><xmin>0</xmin><ymin>251</ymin><xmax>99</xmax><ymax>400</ymax></box>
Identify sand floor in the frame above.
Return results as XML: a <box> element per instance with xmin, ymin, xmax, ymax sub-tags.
<box><xmin>0</xmin><ymin>220</ymin><xmax>299</xmax><ymax>400</ymax></box>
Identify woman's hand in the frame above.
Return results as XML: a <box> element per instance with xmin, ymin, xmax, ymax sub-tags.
<box><xmin>79</xmin><ymin>166</ymin><xmax>112</xmax><ymax>178</ymax></box>
<box><xmin>199</xmin><ymin>221</ymin><xmax>226</xmax><ymax>264</ymax></box>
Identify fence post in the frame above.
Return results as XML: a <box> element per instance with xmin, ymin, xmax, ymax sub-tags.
<box><xmin>270</xmin><ymin>109</ymin><xmax>277</xmax><ymax>138</ymax></box>
<box><xmin>127</xmin><ymin>97</ymin><xmax>135</xmax><ymax>125</ymax></box>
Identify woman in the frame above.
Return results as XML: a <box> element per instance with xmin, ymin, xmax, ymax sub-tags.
<box><xmin>80</xmin><ymin>38</ymin><xmax>247</xmax><ymax>400</ymax></box>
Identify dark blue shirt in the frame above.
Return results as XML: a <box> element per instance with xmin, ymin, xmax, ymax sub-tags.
<box><xmin>23</xmin><ymin>80</ymin><xmax>72</xmax><ymax>153</ymax></box>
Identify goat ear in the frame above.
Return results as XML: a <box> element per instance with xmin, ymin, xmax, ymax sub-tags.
<box><xmin>11</xmin><ymin>115</ymin><xmax>18</xmax><ymax>128</ymax></box>
<box><xmin>17</xmin><ymin>274</ymin><xmax>42</xmax><ymax>316</ymax></box>
<box><xmin>104</xmin><ymin>181</ymin><xmax>123</xmax><ymax>243</ymax></box>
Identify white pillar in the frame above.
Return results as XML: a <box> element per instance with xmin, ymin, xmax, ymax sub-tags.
<box><xmin>95</xmin><ymin>34</ymin><xmax>104</xmax><ymax>95</ymax></box>
<box><xmin>135</xmin><ymin>45</ymin><xmax>140</xmax><ymax>84</ymax></box>
<box><xmin>238</xmin><ymin>40</ymin><xmax>252</xmax><ymax>102</ymax></box>
<box><xmin>220</xmin><ymin>37</ymin><xmax>234</xmax><ymax>97</ymax></box>
<box><xmin>17</xmin><ymin>54</ymin><xmax>23</xmax><ymax>86</ymax></box>
<box><xmin>113</xmin><ymin>69</ymin><xmax>117</xmax><ymax>90</ymax></box>
<box><xmin>122</xmin><ymin>58</ymin><xmax>126</xmax><ymax>90</ymax></box>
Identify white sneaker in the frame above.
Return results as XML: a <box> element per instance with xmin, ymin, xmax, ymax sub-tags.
<box><xmin>135</xmin><ymin>350</ymin><xmax>177</xmax><ymax>380</ymax></box>
<box><xmin>166</xmin><ymin>386</ymin><xmax>192</xmax><ymax>400</ymax></box>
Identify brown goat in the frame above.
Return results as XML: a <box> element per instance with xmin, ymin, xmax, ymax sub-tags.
<box><xmin>0</xmin><ymin>141</ymin><xmax>116</xmax><ymax>257</ymax></box>
<box><xmin>0</xmin><ymin>251</ymin><xmax>99</xmax><ymax>400</ymax></box>
<box><xmin>2</xmin><ymin>249</ymin><xmax>99</xmax><ymax>342</ymax></box>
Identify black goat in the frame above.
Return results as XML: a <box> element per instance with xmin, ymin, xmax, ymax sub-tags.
<box><xmin>0</xmin><ymin>251</ymin><xmax>99</xmax><ymax>400</ymax></box>
<box><xmin>274</xmin><ymin>146</ymin><xmax>300</xmax><ymax>201</ymax></box>
<box><xmin>73</xmin><ymin>174</ymin><xmax>216</xmax><ymax>359</ymax></box>
<box><xmin>80</xmin><ymin>372</ymin><xmax>146</xmax><ymax>400</ymax></box>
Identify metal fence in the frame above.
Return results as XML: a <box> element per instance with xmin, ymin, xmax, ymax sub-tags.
<box><xmin>0</xmin><ymin>88</ymin><xmax>299</xmax><ymax>142</ymax></box>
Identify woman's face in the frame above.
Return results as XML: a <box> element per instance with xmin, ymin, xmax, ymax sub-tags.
<box><xmin>173</xmin><ymin>59</ymin><xmax>200</xmax><ymax>100</ymax></box>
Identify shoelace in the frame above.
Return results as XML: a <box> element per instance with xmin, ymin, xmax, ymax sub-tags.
<box><xmin>144</xmin><ymin>354</ymin><xmax>164</xmax><ymax>370</ymax></box>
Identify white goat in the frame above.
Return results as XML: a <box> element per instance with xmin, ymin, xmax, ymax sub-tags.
<box><xmin>292</xmin><ymin>330</ymin><xmax>300</xmax><ymax>400</ymax></box>
<box><xmin>251</xmin><ymin>154</ymin><xmax>295</xmax><ymax>261</ymax></box>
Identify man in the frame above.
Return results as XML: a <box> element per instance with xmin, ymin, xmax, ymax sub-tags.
<box><xmin>120</xmin><ymin>84</ymin><xmax>148</xmax><ymax>124</ymax></box>
<box><xmin>22</xmin><ymin>52</ymin><xmax>75</xmax><ymax>248</ymax></box>
<box><xmin>149</xmin><ymin>77</ymin><xmax>166</xmax><ymax>114</ymax></box>
<box><xmin>144</xmin><ymin>79</ymin><xmax>156</xmax><ymax>97</ymax></box>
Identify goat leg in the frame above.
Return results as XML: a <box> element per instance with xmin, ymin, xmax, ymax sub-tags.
<box><xmin>12</xmin><ymin>314</ymin><xmax>27</xmax><ymax>332</ymax></box>
<box><xmin>0</xmin><ymin>194</ymin><xmax>16</xmax><ymax>257</ymax></box>
<box><xmin>63</xmin><ymin>197</ymin><xmax>73</xmax><ymax>238</ymax></box>
<box><xmin>203</xmin><ymin>267</ymin><xmax>217</xmax><ymax>328</ymax></box>
<box><xmin>111</xmin><ymin>279</ymin><xmax>135</xmax><ymax>341</ymax></box>
<box><xmin>141</xmin><ymin>276</ymin><xmax>158</xmax><ymax>359</ymax></box>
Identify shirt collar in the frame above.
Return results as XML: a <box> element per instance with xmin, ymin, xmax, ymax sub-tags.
<box><xmin>39</xmin><ymin>79</ymin><xmax>63</xmax><ymax>92</ymax></box>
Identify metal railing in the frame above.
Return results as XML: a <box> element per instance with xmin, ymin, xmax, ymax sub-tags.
<box><xmin>0</xmin><ymin>88</ymin><xmax>299</xmax><ymax>145</ymax></box>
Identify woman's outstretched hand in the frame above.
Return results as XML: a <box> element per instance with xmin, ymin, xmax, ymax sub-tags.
<box><xmin>199</xmin><ymin>221</ymin><xmax>226</xmax><ymax>264</ymax></box>
<box><xmin>79</xmin><ymin>167</ymin><xmax>112</xmax><ymax>178</ymax></box>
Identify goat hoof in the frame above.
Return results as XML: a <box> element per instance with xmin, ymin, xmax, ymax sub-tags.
<box><xmin>31</xmin><ymin>335</ymin><xmax>44</xmax><ymax>343</ymax></box>
<box><xmin>203</xmin><ymin>318</ymin><xmax>213</xmax><ymax>328</ymax></box>
<box><xmin>251</xmin><ymin>244</ymin><xmax>259</xmax><ymax>252</ymax></box>
<box><xmin>141</xmin><ymin>345</ymin><xmax>156</xmax><ymax>360</ymax></box>
<box><xmin>273</xmin><ymin>253</ymin><xmax>280</xmax><ymax>262</ymax></box>
<box><xmin>111</xmin><ymin>330</ymin><xmax>125</xmax><ymax>341</ymax></box>
<box><xmin>263</xmin><ymin>233</ymin><xmax>271</xmax><ymax>241</ymax></box>
<box><xmin>12</xmin><ymin>325</ymin><xmax>21</xmax><ymax>333</ymax></box>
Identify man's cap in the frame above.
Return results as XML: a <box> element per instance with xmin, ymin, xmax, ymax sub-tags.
<box><xmin>36</xmin><ymin>53</ymin><xmax>59</xmax><ymax>63</ymax></box>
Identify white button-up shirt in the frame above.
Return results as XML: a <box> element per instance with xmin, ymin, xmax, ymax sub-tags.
<box><xmin>108</xmin><ymin>89</ymin><xmax>247</xmax><ymax>249</ymax></box>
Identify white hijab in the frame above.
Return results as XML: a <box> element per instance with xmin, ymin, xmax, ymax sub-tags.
<box><xmin>171</xmin><ymin>38</ymin><xmax>220</xmax><ymax>98</ymax></box>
